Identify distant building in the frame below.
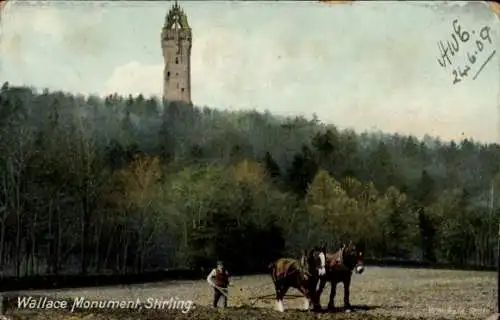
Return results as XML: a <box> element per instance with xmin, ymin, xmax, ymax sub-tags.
<box><xmin>161</xmin><ymin>1</ymin><xmax>192</xmax><ymax>103</ymax></box>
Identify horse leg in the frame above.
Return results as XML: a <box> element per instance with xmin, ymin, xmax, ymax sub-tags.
<box><xmin>275</xmin><ymin>283</ymin><xmax>287</xmax><ymax>312</ymax></box>
<box><xmin>327</xmin><ymin>280</ymin><xmax>337</xmax><ymax>311</ymax></box>
<box><xmin>307</xmin><ymin>276</ymin><xmax>319</xmax><ymax>310</ymax></box>
<box><xmin>314</xmin><ymin>277</ymin><xmax>327</xmax><ymax>311</ymax></box>
<box><xmin>296</xmin><ymin>283</ymin><xmax>312</xmax><ymax>311</ymax></box>
<box><xmin>343</xmin><ymin>277</ymin><xmax>352</xmax><ymax>312</ymax></box>
<box><xmin>304</xmin><ymin>297</ymin><xmax>312</xmax><ymax>311</ymax></box>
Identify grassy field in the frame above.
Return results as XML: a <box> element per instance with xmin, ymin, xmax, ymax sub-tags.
<box><xmin>3</xmin><ymin>266</ymin><xmax>497</xmax><ymax>319</ymax></box>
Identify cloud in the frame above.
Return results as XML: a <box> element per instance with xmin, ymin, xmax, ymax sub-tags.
<box><xmin>104</xmin><ymin>25</ymin><xmax>301</xmax><ymax>107</ymax></box>
<box><xmin>59</xmin><ymin>8</ymin><xmax>108</xmax><ymax>57</ymax></box>
<box><xmin>103</xmin><ymin>61</ymin><xmax>162</xmax><ymax>97</ymax></box>
<box><xmin>0</xmin><ymin>2</ymin><xmax>110</xmax><ymax>90</ymax></box>
<box><xmin>0</xmin><ymin>2</ymin><xmax>107</xmax><ymax>62</ymax></box>
<box><xmin>2</xmin><ymin>1</ymin><xmax>497</xmax><ymax>143</ymax></box>
<box><xmin>0</xmin><ymin>5</ymin><xmax>63</xmax><ymax>64</ymax></box>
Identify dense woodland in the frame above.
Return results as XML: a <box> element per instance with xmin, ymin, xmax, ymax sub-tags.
<box><xmin>0</xmin><ymin>82</ymin><xmax>499</xmax><ymax>277</ymax></box>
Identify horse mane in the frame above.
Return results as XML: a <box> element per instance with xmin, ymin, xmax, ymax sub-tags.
<box><xmin>328</xmin><ymin>241</ymin><xmax>362</xmax><ymax>269</ymax></box>
<box><xmin>300</xmin><ymin>250</ymin><xmax>307</xmax><ymax>267</ymax></box>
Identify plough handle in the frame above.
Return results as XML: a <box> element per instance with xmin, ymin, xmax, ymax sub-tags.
<box><xmin>212</xmin><ymin>284</ymin><xmax>229</xmax><ymax>297</ymax></box>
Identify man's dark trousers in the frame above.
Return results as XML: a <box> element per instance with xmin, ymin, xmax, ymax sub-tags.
<box><xmin>213</xmin><ymin>287</ymin><xmax>227</xmax><ymax>308</ymax></box>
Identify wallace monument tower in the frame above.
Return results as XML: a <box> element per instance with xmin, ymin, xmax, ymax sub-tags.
<box><xmin>161</xmin><ymin>1</ymin><xmax>192</xmax><ymax>103</ymax></box>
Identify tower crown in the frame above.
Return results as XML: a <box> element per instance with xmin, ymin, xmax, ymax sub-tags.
<box><xmin>162</xmin><ymin>1</ymin><xmax>191</xmax><ymax>41</ymax></box>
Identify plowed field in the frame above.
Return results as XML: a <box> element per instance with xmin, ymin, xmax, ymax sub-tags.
<box><xmin>3</xmin><ymin>267</ymin><xmax>496</xmax><ymax>320</ymax></box>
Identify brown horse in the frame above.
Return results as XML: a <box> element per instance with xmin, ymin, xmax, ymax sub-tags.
<box><xmin>315</xmin><ymin>242</ymin><xmax>365</xmax><ymax>312</ymax></box>
<box><xmin>268</xmin><ymin>248</ymin><xmax>324</xmax><ymax>312</ymax></box>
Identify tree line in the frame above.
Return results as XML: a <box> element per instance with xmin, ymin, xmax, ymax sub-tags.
<box><xmin>0</xmin><ymin>82</ymin><xmax>499</xmax><ymax>277</ymax></box>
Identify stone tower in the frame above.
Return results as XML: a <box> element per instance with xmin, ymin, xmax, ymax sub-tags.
<box><xmin>161</xmin><ymin>1</ymin><xmax>192</xmax><ymax>103</ymax></box>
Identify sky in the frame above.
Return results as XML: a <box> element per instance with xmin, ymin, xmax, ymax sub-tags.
<box><xmin>0</xmin><ymin>1</ymin><xmax>499</xmax><ymax>143</ymax></box>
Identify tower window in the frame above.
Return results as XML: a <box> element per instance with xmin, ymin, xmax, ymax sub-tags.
<box><xmin>167</xmin><ymin>71</ymin><xmax>170</xmax><ymax>80</ymax></box>
<box><xmin>176</xmin><ymin>72</ymin><xmax>179</xmax><ymax>76</ymax></box>
<box><xmin>181</xmin><ymin>88</ymin><xmax>185</xmax><ymax>92</ymax></box>
<box><xmin>175</xmin><ymin>57</ymin><xmax>179</xmax><ymax>64</ymax></box>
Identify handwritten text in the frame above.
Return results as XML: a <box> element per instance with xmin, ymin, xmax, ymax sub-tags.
<box><xmin>437</xmin><ymin>19</ymin><xmax>495</xmax><ymax>84</ymax></box>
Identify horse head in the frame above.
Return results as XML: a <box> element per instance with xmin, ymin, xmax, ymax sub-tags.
<box><xmin>340</xmin><ymin>241</ymin><xmax>365</xmax><ymax>274</ymax></box>
<box><xmin>307</xmin><ymin>245</ymin><xmax>326</xmax><ymax>277</ymax></box>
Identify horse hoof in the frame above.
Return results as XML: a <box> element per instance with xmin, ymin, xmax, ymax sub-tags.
<box><xmin>345</xmin><ymin>308</ymin><xmax>352</xmax><ymax>313</ymax></box>
<box><xmin>276</xmin><ymin>301</ymin><xmax>285</xmax><ymax>312</ymax></box>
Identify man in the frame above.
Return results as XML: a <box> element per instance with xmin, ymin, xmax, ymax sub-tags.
<box><xmin>206</xmin><ymin>260</ymin><xmax>231</xmax><ymax>308</ymax></box>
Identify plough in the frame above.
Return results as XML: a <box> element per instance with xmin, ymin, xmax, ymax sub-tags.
<box><xmin>212</xmin><ymin>283</ymin><xmax>305</xmax><ymax>308</ymax></box>
<box><xmin>246</xmin><ymin>293</ymin><xmax>305</xmax><ymax>306</ymax></box>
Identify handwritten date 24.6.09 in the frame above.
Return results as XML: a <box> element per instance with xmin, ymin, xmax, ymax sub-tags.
<box><xmin>437</xmin><ymin>19</ymin><xmax>494</xmax><ymax>85</ymax></box>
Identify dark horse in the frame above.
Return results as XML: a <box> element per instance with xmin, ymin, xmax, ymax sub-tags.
<box><xmin>268</xmin><ymin>248</ymin><xmax>325</xmax><ymax>312</ymax></box>
<box><xmin>314</xmin><ymin>242</ymin><xmax>365</xmax><ymax>312</ymax></box>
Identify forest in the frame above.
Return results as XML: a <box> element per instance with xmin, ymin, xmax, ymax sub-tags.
<box><xmin>0</xmin><ymin>82</ymin><xmax>499</xmax><ymax>277</ymax></box>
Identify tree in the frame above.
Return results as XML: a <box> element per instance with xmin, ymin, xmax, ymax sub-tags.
<box><xmin>367</xmin><ymin>141</ymin><xmax>400</xmax><ymax>192</ymax></box>
<box><xmin>1</xmin><ymin>83</ymin><xmax>500</xmax><ymax>275</ymax></box>
<box><xmin>263</xmin><ymin>152</ymin><xmax>281</xmax><ymax>179</ymax></box>
<box><xmin>381</xmin><ymin>187</ymin><xmax>413</xmax><ymax>258</ymax></box>
<box><xmin>415</xmin><ymin>170</ymin><xmax>437</xmax><ymax>262</ymax></box>
<box><xmin>287</xmin><ymin>145</ymin><xmax>318</xmax><ymax>196</ymax></box>
<box><xmin>306</xmin><ymin>170</ymin><xmax>359</xmax><ymax>246</ymax></box>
